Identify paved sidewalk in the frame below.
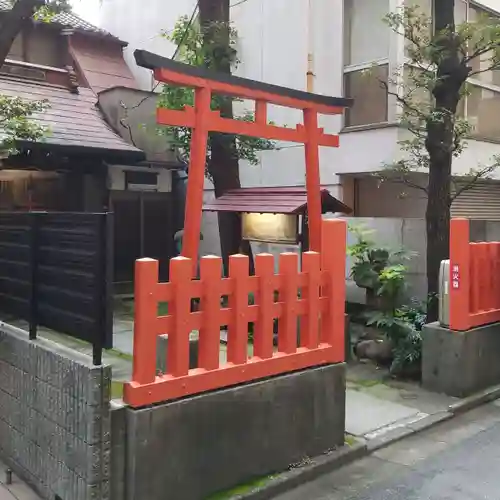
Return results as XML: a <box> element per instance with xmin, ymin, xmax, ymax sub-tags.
<box><xmin>0</xmin><ymin>461</ymin><xmax>40</xmax><ymax>500</ymax></box>
<box><xmin>345</xmin><ymin>362</ymin><xmax>457</xmax><ymax>444</ymax></box>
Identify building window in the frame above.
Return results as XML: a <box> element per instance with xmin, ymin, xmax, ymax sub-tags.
<box><xmin>401</xmin><ymin>1</ymin><xmax>500</xmax><ymax>142</ymax></box>
<box><xmin>0</xmin><ymin>170</ymin><xmax>66</xmax><ymax>211</ymax></box>
<box><xmin>404</xmin><ymin>0</ymin><xmax>433</xmax><ymax>48</ymax></box>
<box><xmin>343</xmin><ymin>0</ymin><xmax>500</xmax><ymax>134</ymax></box>
<box><xmin>403</xmin><ymin>0</ymin><xmax>467</xmax><ymax>32</ymax></box>
<box><xmin>5</xmin><ymin>26</ymin><xmax>63</xmax><ymax>69</ymax></box>
<box><xmin>343</xmin><ymin>0</ymin><xmax>391</xmax><ymax>127</ymax></box>
<box><xmin>25</xmin><ymin>26</ymin><xmax>63</xmax><ymax>68</ymax></box>
<box><xmin>462</xmin><ymin>2</ymin><xmax>500</xmax><ymax>141</ymax></box>
<box><xmin>344</xmin><ymin>0</ymin><xmax>390</xmax><ymax>66</ymax></box>
<box><xmin>468</xmin><ymin>4</ymin><xmax>500</xmax><ymax>88</ymax></box>
<box><xmin>7</xmin><ymin>34</ymin><xmax>23</xmax><ymax>62</ymax></box>
<box><xmin>466</xmin><ymin>85</ymin><xmax>500</xmax><ymax>141</ymax></box>
<box><xmin>344</xmin><ymin>65</ymin><xmax>388</xmax><ymax>127</ymax></box>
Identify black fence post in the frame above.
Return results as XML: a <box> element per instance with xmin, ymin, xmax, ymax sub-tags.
<box><xmin>92</xmin><ymin>344</ymin><xmax>102</xmax><ymax>366</ymax></box>
<box><xmin>28</xmin><ymin>213</ymin><xmax>40</xmax><ymax>340</ymax></box>
<box><xmin>93</xmin><ymin>212</ymin><xmax>114</xmax><ymax>366</ymax></box>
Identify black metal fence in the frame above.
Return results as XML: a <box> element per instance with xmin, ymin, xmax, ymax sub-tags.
<box><xmin>0</xmin><ymin>212</ymin><xmax>113</xmax><ymax>365</ymax></box>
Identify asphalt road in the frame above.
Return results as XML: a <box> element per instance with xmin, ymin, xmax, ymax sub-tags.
<box><xmin>275</xmin><ymin>401</ymin><xmax>500</xmax><ymax>500</ymax></box>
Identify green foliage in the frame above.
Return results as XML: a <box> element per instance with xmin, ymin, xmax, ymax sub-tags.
<box><xmin>379</xmin><ymin>264</ymin><xmax>407</xmax><ymax>301</ymax></box>
<box><xmin>5</xmin><ymin>0</ymin><xmax>72</xmax><ymax>21</ymax></box>
<box><xmin>32</xmin><ymin>0</ymin><xmax>71</xmax><ymax>20</ymax></box>
<box><xmin>381</xmin><ymin>4</ymin><xmax>500</xmax><ymax>197</ymax></box>
<box><xmin>347</xmin><ymin>225</ymin><xmax>412</xmax><ymax>305</ymax></box>
<box><xmin>0</xmin><ymin>95</ymin><xmax>49</xmax><ymax>154</ymax></box>
<box><xmin>370</xmin><ymin>297</ymin><xmax>434</xmax><ymax>376</ymax></box>
<box><xmin>159</xmin><ymin>16</ymin><xmax>276</xmax><ymax>176</ymax></box>
<box><xmin>348</xmin><ymin>224</ymin><xmax>429</xmax><ymax>376</ymax></box>
<box><xmin>162</xmin><ymin>15</ymin><xmax>238</xmax><ymax>69</ymax></box>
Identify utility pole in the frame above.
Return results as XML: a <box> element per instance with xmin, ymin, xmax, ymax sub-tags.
<box><xmin>306</xmin><ymin>0</ymin><xmax>315</xmax><ymax>92</ymax></box>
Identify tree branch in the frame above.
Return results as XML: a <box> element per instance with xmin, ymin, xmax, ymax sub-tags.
<box><xmin>379</xmin><ymin>170</ymin><xmax>429</xmax><ymax>195</ymax></box>
<box><xmin>464</xmin><ymin>43</ymin><xmax>497</xmax><ymax>65</ymax></box>
<box><xmin>394</xmin><ymin>177</ymin><xmax>429</xmax><ymax>194</ymax></box>
<box><xmin>451</xmin><ymin>164</ymin><xmax>499</xmax><ymax>202</ymax></box>
<box><xmin>379</xmin><ymin>78</ymin><xmax>429</xmax><ymax>122</ymax></box>
<box><xmin>468</xmin><ymin>62</ymin><xmax>500</xmax><ymax>79</ymax></box>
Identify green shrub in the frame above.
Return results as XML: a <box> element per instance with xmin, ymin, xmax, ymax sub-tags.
<box><xmin>348</xmin><ymin>224</ymin><xmax>430</xmax><ymax>376</ymax></box>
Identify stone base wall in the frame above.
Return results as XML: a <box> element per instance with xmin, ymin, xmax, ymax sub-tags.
<box><xmin>122</xmin><ymin>363</ymin><xmax>346</xmax><ymax>500</ymax></box>
<box><xmin>0</xmin><ymin>323</ymin><xmax>111</xmax><ymax>500</ymax></box>
<box><xmin>423</xmin><ymin>321</ymin><xmax>500</xmax><ymax>397</ymax></box>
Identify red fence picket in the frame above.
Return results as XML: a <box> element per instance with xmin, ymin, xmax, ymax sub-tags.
<box><xmin>449</xmin><ymin>218</ymin><xmax>500</xmax><ymax>330</ymax></box>
<box><xmin>123</xmin><ymin>218</ymin><xmax>347</xmax><ymax>408</ymax></box>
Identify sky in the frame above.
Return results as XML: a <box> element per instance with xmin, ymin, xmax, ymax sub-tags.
<box><xmin>71</xmin><ymin>0</ymin><xmax>101</xmax><ymax>26</ymax></box>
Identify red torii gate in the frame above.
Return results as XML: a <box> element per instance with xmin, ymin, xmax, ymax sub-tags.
<box><xmin>135</xmin><ymin>50</ymin><xmax>353</xmax><ymax>267</ymax></box>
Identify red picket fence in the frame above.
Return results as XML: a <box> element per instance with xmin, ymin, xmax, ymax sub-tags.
<box><xmin>124</xmin><ymin>219</ymin><xmax>347</xmax><ymax>407</ymax></box>
<box><xmin>450</xmin><ymin>218</ymin><xmax>500</xmax><ymax>331</ymax></box>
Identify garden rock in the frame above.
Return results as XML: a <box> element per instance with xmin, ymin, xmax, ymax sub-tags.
<box><xmin>354</xmin><ymin>339</ymin><xmax>393</xmax><ymax>365</ymax></box>
<box><xmin>359</xmin><ymin>325</ymin><xmax>385</xmax><ymax>342</ymax></box>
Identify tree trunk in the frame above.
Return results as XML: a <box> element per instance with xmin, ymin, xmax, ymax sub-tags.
<box><xmin>425</xmin><ymin>0</ymin><xmax>469</xmax><ymax>321</ymax></box>
<box><xmin>0</xmin><ymin>0</ymin><xmax>43</xmax><ymax>67</ymax></box>
<box><xmin>425</xmin><ymin>162</ymin><xmax>451</xmax><ymax>322</ymax></box>
<box><xmin>199</xmin><ymin>0</ymin><xmax>253</xmax><ymax>274</ymax></box>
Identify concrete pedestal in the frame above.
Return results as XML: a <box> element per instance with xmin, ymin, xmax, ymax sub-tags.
<box><xmin>124</xmin><ymin>363</ymin><xmax>345</xmax><ymax>500</ymax></box>
<box><xmin>423</xmin><ymin>321</ymin><xmax>500</xmax><ymax>397</ymax></box>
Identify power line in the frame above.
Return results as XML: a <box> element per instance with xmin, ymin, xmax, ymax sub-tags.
<box><xmin>130</xmin><ymin>1</ymin><xmax>200</xmax><ymax>108</ymax></box>
<box><xmin>128</xmin><ymin>0</ymin><xmax>249</xmax><ymax>112</ymax></box>
<box><xmin>172</xmin><ymin>0</ymin><xmax>248</xmax><ymax>62</ymax></box>
<box><xmin>146</xmin><ymin>0</ymin><xmax>249</xmax><ymax>92</ymax></box>
<box><xmin>172</xmin><ymin>1</ymin><xmax>200</xmax><ymax>60</ymax></box>
<box><xmin>172</xmin><ymin>0</ymin><xmax>250</xmax><ymax>63</ymax></box>
<box><xmin>230</xmin><ymin>0</ymin><xmax>250</xmax><ymax>7</ymax></box>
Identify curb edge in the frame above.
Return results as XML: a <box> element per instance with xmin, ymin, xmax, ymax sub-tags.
<box><xmin>448</xmin><ymin>384</ymin><xmax>500</xmax><ymax>415</ymax></box>
<box><xmin>235</xmin><ymin>442</ymin><xmax>368</xmax><ymax>500</ymax></box>
<box><xmin>231</xmin><ymin>386</ymin><xmax>500</xmax><ymax>500</ymax></box>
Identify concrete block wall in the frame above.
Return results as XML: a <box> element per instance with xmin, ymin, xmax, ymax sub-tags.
<box><xmin>0</xmin><ymin>323</ymin><xmax>111</xmax><ymax>500</ymax></box>
<box><xmin>341</xmin><ymin>217</ymin><xmax>428</xmax><ymax>302</ymax></box>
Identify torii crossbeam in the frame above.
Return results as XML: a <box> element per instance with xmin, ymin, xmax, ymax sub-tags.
<box><xmin>135</xmin><ymin>49</ymin><xmax>353</xmax><ymax>270</ymax></box>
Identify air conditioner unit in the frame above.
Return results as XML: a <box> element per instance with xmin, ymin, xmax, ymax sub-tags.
<box><xmin>0</xmin><ymin>63</ymin><xmax>46</xmax><ymax>81</ymax></box>
<box><xmin>439</xmin><ymin>259</ymin><xmax>450</xmax><ymax>327</ymax></box>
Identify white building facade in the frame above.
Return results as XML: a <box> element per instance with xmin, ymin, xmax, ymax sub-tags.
<box><xmin>100</xmin><ymin>0</ymin><xmax>500</xmax><ymax>223</ymax></box>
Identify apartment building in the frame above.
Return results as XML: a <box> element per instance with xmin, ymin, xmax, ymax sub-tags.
<box><xmin>100</xmin><ymin>0</ymin><xmax>500</xmax><ymax>221</ymax></box>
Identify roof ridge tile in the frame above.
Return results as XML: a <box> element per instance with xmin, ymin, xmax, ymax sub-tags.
<box><xmin>0</xmin><ymin>0</ymin><xmax>121</xmax><ymax>42</ymax></box>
